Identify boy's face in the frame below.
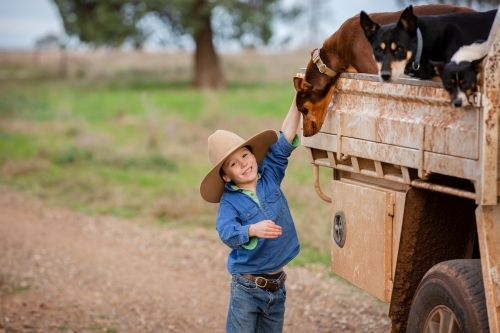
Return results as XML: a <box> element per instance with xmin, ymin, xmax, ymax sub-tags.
<box><xmin>221</xmin><ymin>146</ymin><xmax>258</xmax><ymax>189</ymax></box>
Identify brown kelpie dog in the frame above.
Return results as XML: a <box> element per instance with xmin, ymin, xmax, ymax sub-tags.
<box><xmin>294</xmin><ymin>4</ymin><xmax>475</xmax><ymax>137</ymax></box>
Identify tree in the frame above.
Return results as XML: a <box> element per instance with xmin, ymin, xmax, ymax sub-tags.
<box><xmin>52</xmin><ymin>0</ymin><xmax>148</xmax><ymax>48</ymax></box>
<box><xmin>52</xmin><ymin>0</ymin><xmax>300</xmax><ymax>89</ymax></box>
<box><xmin>33</xmin><ymin>33</ymin><xmax>68</xmax><ymax>77</ymax></box>
<box><xmin>34</xmin><ymin>34</ymin><xmax>62</xmax><ymax>50</ymax></box>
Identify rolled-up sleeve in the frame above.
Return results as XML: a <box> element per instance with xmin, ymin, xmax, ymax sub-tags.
<box><xmin>260</xmin><ymin>132</ymin><xmax>299</xmax><ymax>184</ymax></box>
<box><xmin>277</xmin><ymin>132</ymin><xmax>299</xmax><ymax>155</ymax></box>
<box><xmin>216</xmin><ymin>199</ymin><xmax>250</xmax><ymax>249</ymax></box>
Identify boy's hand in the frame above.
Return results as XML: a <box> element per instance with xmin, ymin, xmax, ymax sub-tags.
<box><xmin>248</xmin><ymin>220</ymin><xmax>282</xmax><ymax>239</ymax></box>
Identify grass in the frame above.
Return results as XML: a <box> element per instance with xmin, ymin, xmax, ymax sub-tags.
<box><xmin>57</xmin><ymin>325</ymin><xmax>71</xmax><ymax>330</ymax></box>
<box><xmin>0</xmin><ymin>51</ymin><xmax>333</xmax><ymax>266</ymax></box>
<box><xmin>290</xmin><ymin>247</ymin><xmax>331</xmax><ymax>267</ymax></box>
<box><xmin>0</xmin><ymin>274</ymin><xmax>32</xmax><ymax>295</ymax></box>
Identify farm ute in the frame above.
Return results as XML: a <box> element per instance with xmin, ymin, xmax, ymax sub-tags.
<box><xmin>300</xmin><ymin>10</ymin><xmax>500</xmax><ymax>333</ymax></box>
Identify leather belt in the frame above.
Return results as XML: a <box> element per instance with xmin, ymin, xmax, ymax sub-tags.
<box><xmin>241</xmin><ymin>271</ymin><xmax>287</xmax><ymax>291</ymax></box>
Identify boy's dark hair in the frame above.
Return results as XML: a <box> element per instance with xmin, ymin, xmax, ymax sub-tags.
<box><xmin>219</xmin><ymin>145</ymin><xmax>253</xmax><ymax>179</ymax></box>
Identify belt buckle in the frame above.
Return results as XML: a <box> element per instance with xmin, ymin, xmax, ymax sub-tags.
<box><xmin>255</xmin><ymin>276</ymin><xmax>268</xmax><ymax>288</ymax></box>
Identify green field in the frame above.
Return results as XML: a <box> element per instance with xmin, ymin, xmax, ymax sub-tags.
<box><xmin>0</xmin><ymin>51</ymin><xmax>333</xmax><ymax>266</ymax></box>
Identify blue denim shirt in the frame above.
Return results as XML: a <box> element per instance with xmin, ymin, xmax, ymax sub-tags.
<box><xmin>216</xmin><ymin>132</ymin><xmax>300</xmax><ymax>275</ymax></box>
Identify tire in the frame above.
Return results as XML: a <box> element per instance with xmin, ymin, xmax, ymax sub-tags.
<box><xmin>407</xmin><ymin>259</ymin><xmax>489</xmax><ymax>333</ymax></box>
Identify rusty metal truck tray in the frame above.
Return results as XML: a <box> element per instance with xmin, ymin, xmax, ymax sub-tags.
<box><xmin>302</xmin><ymin>71</ymin><xmax>498</xmax><ymax>205</ymax></box>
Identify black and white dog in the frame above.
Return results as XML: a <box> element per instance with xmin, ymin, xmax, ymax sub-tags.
<box><xmin>360</xmin><ymin>5</ymin><xmax>496</xmax><ymax>82</ymax></box>
<box><xmin>430</xmin><ymin>41</ymin><xmax>488</xmax><ymax>107</ymax></box>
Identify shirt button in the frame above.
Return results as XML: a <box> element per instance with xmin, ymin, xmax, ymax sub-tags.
<box><xmin>247</xmin><ymin>213</ymin><xmax>250</xmax><ymax>216</ymax></box>
<box><xmin>262</xmin><ymin>205</ymin><xmax>266</xmax><ymax>209</ymax></box>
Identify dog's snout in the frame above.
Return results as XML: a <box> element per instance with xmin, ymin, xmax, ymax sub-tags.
<box><xmin>380</xmin><ymin>71</ymin><xmax>392</xmax><ymax>81</ymax></box>
<box><xmin>452</xmin><ymin>99</ymin><xmax>462</xmax><ymax>107</ymax></box>
<box><xmin>311</xmin><ymin>121</ymin><xmax>317</xmax><ymax>132</ymax></box>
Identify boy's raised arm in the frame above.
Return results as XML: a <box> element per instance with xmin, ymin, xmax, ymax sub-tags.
<box><xmin>282</xmin><ymin>94</ymin><xmax>301</xmax><ymax>144</ymax></box>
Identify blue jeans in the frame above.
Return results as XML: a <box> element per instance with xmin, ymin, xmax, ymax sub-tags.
<box><xmin>226</xmin><ymin>274</ymin><xmax>287</xmax><ymax>333</ymax></box>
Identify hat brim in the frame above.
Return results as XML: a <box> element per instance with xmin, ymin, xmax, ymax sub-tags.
<box><xmin>200</xmin><ymin>129</ymin><xmax>278</xmax><ymax>203</ymax></box>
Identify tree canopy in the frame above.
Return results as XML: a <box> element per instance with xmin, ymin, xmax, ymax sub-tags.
<box><xmin>53</xmin><ymin>0</ymin><xmax>147</xmax><ymax>48</ymax></box>
<box><xmin>52</xmin><ymin>0</ymin><xmax>301</xmax><ymax>89</ymax></box>
<box><xmin>35</xmin><ymin>33</ymin><xmax>63</xmax><ymax>50</ymax></box>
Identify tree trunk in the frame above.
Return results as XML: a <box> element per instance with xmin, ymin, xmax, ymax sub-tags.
<box><xmin>192</xmin><ymin>3</ymin><xmax>226</xmax><ymax>90</ymax></box>
<box><xmin>59</xmin><ymin>47</ymin><xmax>68</xmax><ymax>78</ymax></box>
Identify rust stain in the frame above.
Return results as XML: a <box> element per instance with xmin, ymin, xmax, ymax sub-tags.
<box><xmin>389</xmin><ymin>186</ymin><xmax>476</xmax><ymax>332</ymax></box>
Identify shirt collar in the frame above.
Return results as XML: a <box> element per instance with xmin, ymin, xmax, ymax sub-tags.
<box><xmin>226</xmin><ymin>173</ymin><xmax>261</xmax><ymax>191</ymax></box>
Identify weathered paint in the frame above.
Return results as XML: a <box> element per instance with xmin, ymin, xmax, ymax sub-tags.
<box><xmin>479</xmin><ymin>11</ymin><xmax>500</xmax><ymax>206</ymax></box>
<box><xmin>323</xmin><ymin>75</ymin><xmax>478</xmax><ymax>158</ymax></box>
<box><xmin>302</xmin><ymin>73</ymin><xmax>484</xmax><ymax>193</ymax></box>
<box><xmin>476</xmin><ymin>205</ymin><xmax>500</xmax><ymax>333</ymax></box>
<box><xmin>330</xmin><ymin>179</ymin><xmax>399</xmax><ymax>302</ymax></box>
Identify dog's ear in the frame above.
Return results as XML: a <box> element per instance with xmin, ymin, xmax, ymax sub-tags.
<box><xmin>429</xmin><ymin>60</ymin><xmax>446</xmax><ymax>77</ymax></box>
<box><xmin>360</xmin><ymin>11</ymin><xmax>380</xmax><ymax>41</ymax></box>
<box><xmin>398</xmin><ymin>5</ymin><xmax>418</xmax><ymax>37</ymax></box>
<box><xmin>293</xmin><ymin>76</ymin><xmax>312</xmax><ymax>93</ymax></box>
<box><xmin>471</xmin><ymin>56</ymin><xmax>487</xmax><ymax>73</ymax></box>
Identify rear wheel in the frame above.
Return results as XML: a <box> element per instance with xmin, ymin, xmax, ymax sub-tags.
<box><xmin>407</xmin><ymin>259</ymin><xmax>489</xmax><ymax>333</ymax></box>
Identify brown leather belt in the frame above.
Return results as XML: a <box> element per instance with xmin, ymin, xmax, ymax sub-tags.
<box><xmin>241</xmin><ymin>271</ymin><xmax>287</xmax><ymax>291</ymax></box>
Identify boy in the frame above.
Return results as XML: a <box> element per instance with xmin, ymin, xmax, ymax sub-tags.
<box><xmin>200</xmin><ymin>95</ymin><xmax>301</xmax><ymax>333</ymax></box>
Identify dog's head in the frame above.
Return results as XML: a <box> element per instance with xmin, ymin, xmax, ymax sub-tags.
<box><xmin>360</xmin><ymin>6</ymin><xmax>417</xmax><ymax>82</ymax></box>
<box><xmin>293</xmin><ymin>49</ymin><xmax>337</xmax><ymax>137</ymax></box>
<box><xmin>431</xmin><ymin>57</ymin><xmax>485</xmax><ymax>107</ymax></box>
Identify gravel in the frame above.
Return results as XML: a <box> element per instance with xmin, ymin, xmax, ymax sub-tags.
<box><xmin>0</xmin><ymin>186</ymin><xmax>390</xmax><ymax>333</ymax></box>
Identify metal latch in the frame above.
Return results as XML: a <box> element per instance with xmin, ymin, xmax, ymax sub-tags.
<box><xmin>387</xmin><ymin>193</ymin><xmax>395</xmax><ymax>217</ymax></box>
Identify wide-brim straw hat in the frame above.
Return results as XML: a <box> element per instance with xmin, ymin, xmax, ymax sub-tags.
<box><xmin>200</xmin><ymin>129</ymin><xmax>278</xmax><ymax>203</ymax></box>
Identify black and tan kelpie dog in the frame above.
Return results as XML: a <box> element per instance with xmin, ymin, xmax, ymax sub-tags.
<box><xmin>359</xmin><ymin>5</ymin><xmax>496</xmax><ymax>82</ymax></box>
<box><xmin>431</xmin><ymin>40</ymin><xmax>488</xmax><ymax>107</ymax></box>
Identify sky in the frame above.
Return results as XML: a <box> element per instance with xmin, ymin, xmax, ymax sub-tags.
<box><xmin>0</xmin><ymin>0</ymin><xmax>63</xmax><ymax>50</ymax></box>
<box><xmin>0</xmin><ymin>0</ymin><xmax>407</xmax><ymax>51</ymax></box>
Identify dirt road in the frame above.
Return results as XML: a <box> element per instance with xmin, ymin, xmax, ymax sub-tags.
<box><xmin>0</xmin><ymin>186</ymin><xmax>390</xmax><ymax>333</ymax></box>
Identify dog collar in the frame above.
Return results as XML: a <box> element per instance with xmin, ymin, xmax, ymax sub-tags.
<box><xmin>412</xmin><ymin>28</ymin><xmax>423</xmax><ymax>71</ymax></box>
<box><xmin>312</xmin><ymin>48</ymin><xmax>338</xmax><ymax>77</ymax></box>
